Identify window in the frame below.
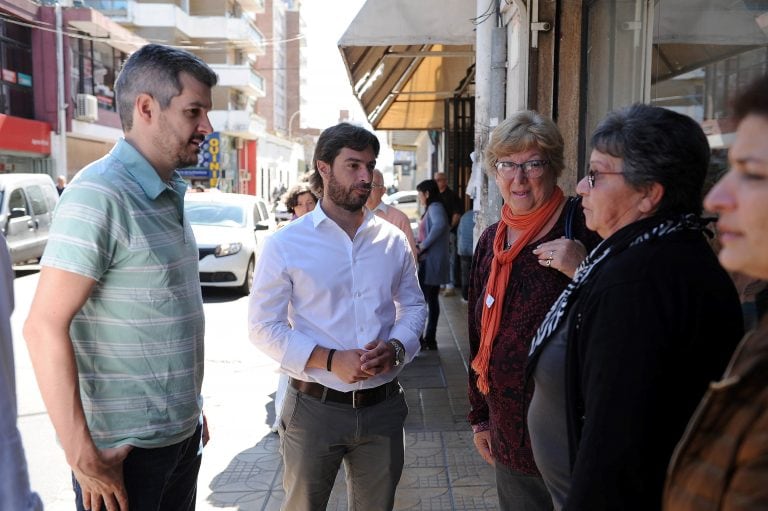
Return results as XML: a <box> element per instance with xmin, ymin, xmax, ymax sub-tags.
<box><xmin>27</xmin><ymin>186</ymin><xmax>48</xmax><ymax>215</ymax></box>
<box><xmin>0</xmin><ymin>19</ymin><xmax>33</xmax><ymax>118</ymax></box>
<box><xmin>8</xmin><ymin>189</ymin><xmax>27</xmax><ymax>215</ymax></box>
<box><xmin>583</xmin><ymin>0</ymin><xmax>768</xmax><ymax>182</ymax></box>
<box><xmin>71</xmin><ymin>37</ymin><xmax>125</xmax><ymax>111</ymax></box>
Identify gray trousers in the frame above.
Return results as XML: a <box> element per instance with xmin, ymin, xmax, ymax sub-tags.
<box><xmin>279</xmin><ymin>384</ymin><xmax>409</xmax><ymax>511</ymax></box>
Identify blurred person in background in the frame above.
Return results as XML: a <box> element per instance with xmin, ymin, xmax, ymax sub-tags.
<box><xmin>468</xmin><ymin>110</ymin><xmax>598</xmax><ymax>510</ymax></box>
<box><xmin>367</xmin><ymin>169</ymin><xmax>418</xmax><ymax>258</ymax></box>
<box><xmin>435</xmin><ymin>171</ymin><xmax>464</xmax><ymax>296</ymax></box>
<box><xmin>415</xmin><ymin>179</ymin><xmax>450</xmax><ymax>351</ymax></box>
<box><xmin>278</xmin><ymin>183</ymin><xmax>317</xmax><ymax>229</ymax></box>
<box><xmin>664</xmin><ymin>73</ymin><xmax>768</xmax><ymax>511</ymax></box>
<box><xmin>457</xmin><ymin>207</ymin><xmax>476</xmax><ymax>302</ymax></box>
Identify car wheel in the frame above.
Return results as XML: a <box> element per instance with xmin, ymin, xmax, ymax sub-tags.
<box><xmin>240</xmin><ymin>257</ymin><xmax>255</xmax><ymax>295</ymax></box>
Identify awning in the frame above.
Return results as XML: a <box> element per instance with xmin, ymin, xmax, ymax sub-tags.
<box><xmin>0</xmin><ymin>114</ymin><xmax>51</xmax><ymax>155</ymax></box>
<box><xmin>338</xmin><ymin>0</ymin><xmax>475</xmax><ymax>130</ymax></box>
<box><xmin>653</xmin><ymin>0</ymin><xmax>768</xmax><ymax>82</ymax></box>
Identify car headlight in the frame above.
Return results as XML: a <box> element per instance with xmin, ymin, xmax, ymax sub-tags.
<box><xmin>214</xmin><ymin>242</ymin><xmax>242</xmax><ymax>257</ymax></box>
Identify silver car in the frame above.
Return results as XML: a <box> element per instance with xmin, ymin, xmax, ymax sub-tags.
<box><xmin>185</xmin><ymin>192</ymin><xmax>275</xmax><ymax>294</ymax></box>
<box><xmin>0</xmin><ymin>173</ymin><xmax>59</xmax><ymax>265</ymax></box>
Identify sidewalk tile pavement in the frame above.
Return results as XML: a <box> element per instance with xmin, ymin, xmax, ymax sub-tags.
<box><xmin>205</xmin><ymin>295</ymin><xmax>499</xmax><ymax>510</ymax></box>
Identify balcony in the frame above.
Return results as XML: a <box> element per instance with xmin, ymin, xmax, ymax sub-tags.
<box><xmin>210</xmin><ymin>64</ymin><xmax>266</xmax><ymax>98</ymax></box>
<box><xmin>237</xmin><ymin>0</ymin><xmax>265</xmax><ymax>13</ymax></box>
<box><xmin>122</xmin><ymin>2</ymin><xmax>265</xmax><ymax>54</ymax></box>
<box><xmin>209</xmin><ymin>109</ymin><xmax>266</xmax><ymax>139</ymax></box>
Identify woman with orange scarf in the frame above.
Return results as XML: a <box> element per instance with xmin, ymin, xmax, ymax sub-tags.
<box><xmin>467</xmin><ymin>111</ymin><xmax>599</xmax><ymax>509</ymax></box>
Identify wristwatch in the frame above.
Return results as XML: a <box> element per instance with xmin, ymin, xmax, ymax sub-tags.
<box><xmin>388</xmin><ymin>339</ymin><xmax>405</xmax><ymax>367</ymax></box>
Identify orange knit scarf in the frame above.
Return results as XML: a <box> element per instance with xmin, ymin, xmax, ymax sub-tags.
<box><xmin>471</xmin><ymin>186</ymin><xmax>564</xmax><ymax>394</ymax></box>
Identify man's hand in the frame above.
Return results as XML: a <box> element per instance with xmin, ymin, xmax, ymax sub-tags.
<box><xmin>329</xmin><ymin>348</ymin><xmax>370</xmax><ymax>383</ymax></box>
<box><xmin>359</xmin><ymin>340</ymin><xmax>396</xmax><ymax>376</ymax></box>
<box><xmin>73</xmin><ymin>445</ymin><xmax>133</xmax><ymax>511</ymax></box>
<box><xmin>473</xmin><ymin>430</ymin><xmax>495</xmax><ymax>466</ymax></box>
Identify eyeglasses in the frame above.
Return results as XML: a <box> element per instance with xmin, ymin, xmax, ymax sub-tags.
<box><xmin>586</xmin><ymin>168</ymin><xmax>624</xmax><ymax>189</ymax></box>
<box><xmin>495</xmin><ymin>159</ymin><xmax>549</xmax><ymax>179</ymax></box>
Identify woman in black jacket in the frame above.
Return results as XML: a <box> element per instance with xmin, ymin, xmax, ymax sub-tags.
<box><xmin>527</xmin><ymin>103</ymin><xmax>744</xmax><ymax>510</ymax></box>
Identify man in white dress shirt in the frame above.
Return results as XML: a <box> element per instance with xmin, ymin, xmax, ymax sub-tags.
<box><xmin>366</xmin><ymin>168</ymin><xmax>418</xmax><ymax>258</ymax></box>
<box><xmin>248</xmin><ymin>122</ymin><xmax>426</xmax><ymax>511</ymax></box>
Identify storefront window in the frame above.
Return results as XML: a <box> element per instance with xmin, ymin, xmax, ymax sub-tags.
<box><xmin>650</xmin><ymin>1</ymin><xmax>768</xmax><ymax>182</ymax></box>
<box><xmin>0</xmin><ymin>19</ymin><xmax>33</xmax><ymax>119</ymax></box>
<box><xmin>71</xmin><ymin>37</ymin><xmax>125</xmax><ymax>112</ymax></box>
<box><xmin>584</xmin><ymin>0</ymin><xmax>768</xmax><ymax>181</ymax></box>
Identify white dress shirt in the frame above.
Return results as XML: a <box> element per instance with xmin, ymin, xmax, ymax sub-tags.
<box><xmin>248</xmin><ymin>202</ymin><xmax>427</xmax><ymax>391</ymax></box>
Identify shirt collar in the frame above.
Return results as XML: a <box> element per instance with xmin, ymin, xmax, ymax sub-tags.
<box><xmin>110</xmin><ymin>138</ymin><xmax>188</xmax><ymax>200</ymax></box>
<box><xmin>311</xmin><ymin>199</ymin><xmax>377</xmax><ymax>231</ymax></box>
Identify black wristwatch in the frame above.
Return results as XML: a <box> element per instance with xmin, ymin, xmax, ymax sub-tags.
<box><xmin>388</xmin><ymin>339</ymin><xmax>405</xmax><ymax>367</ymax></box>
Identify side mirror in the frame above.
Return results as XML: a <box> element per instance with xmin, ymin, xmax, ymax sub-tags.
<box><xmin>254</xmin><ymin>222</ymin><xmax>269</xmax><ymax>231</ymax></box>
<box><xmin>9</xmin><ymin>208</ymin><xmax>27</xmax><ymax>219</ymax></box>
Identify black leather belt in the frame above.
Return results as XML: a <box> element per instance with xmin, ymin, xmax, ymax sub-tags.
<box><xmin>289</xmin><ymin>377</ymin><xmax>401</xmax><ymax>409</ymax></box>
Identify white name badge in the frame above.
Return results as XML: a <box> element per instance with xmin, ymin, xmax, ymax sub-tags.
<box><xmin>485</xmin><ymin>294</ymin><xmax>495</xmax><ymax>308</ymax></box>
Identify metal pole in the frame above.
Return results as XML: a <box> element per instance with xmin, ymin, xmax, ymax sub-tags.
<box><xmin>55</xmin><ymin>2</ymin><xmax>68</xmax><ymax>178</ymax></box>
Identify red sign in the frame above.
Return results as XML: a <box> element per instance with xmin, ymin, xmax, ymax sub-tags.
<box><xmin>2</xmin><ymin>69</ymin><xmax>16</xmax><ymax>83</ymax></box>
<box><xmin>0</xmin><ymin>114</ymin><xmax>51</xmax><ymax>154</ymax></box>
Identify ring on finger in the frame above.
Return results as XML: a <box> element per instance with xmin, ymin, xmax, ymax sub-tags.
<box><xmin>546</xmin><ymin>258</ymin><xmax>552</xmax><ymax>267</ymax></box>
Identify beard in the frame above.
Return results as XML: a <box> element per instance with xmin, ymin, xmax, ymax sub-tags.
<box><xmin>157</xmin><ymin>113</ymin><xmax>204</xmax><ymax>170</ymax></box>
<box><xmin>326</xmin><ymin>169</ymin><xmax>371</xmax><ymax>212</ymax></box>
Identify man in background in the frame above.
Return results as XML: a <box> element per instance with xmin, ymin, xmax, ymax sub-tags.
<box><xmin>366</xmin><ymin>168</ymin><xmax>418</xmax><ymax>258</ymax></box>
<box><xmin>435</xmin><ymin>171</ymin><xmax>464</xmax><ymax>296</ymax></box>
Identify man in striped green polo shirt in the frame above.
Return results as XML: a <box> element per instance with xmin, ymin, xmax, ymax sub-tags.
<box><xmin>24</xmin><ymin>44</ymin><xmax>217</xmax><ymax>511</ymax></box>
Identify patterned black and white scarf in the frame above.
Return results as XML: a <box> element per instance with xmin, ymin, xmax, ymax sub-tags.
<box><xmin>529</xmin><ymin>214</ymin><xmax>710</xmax><ymax>358</ymax></box>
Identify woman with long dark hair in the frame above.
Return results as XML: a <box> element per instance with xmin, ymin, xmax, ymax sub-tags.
<box><xmin>415</xmin><ymin>179</ymin><xmax>450</xmax><ymax>350</ymax></box>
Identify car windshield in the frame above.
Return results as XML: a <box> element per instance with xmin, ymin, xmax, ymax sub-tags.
<box><xmin>185</xmin><ymin>202</ymin><xmax>247</xmax><ymax>227</ymax></box>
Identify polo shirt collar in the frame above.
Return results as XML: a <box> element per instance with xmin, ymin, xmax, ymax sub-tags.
<box><xmin>110</xmin><ymin>138</ymin><xmax>188</xmax><ymax>200</ymax></box>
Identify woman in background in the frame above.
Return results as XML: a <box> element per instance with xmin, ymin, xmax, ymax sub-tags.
<box><xmin>415</xmin><ymin>179</ymin><xmax>450</xmax><ymax>350</ymax></box>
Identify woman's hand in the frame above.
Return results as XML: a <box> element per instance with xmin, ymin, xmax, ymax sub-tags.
<box><xmin>533</xmin><ymin>237</ymin><xmax>588</xmax><ymax>278</ymax></box>
<box><xmin>473</xmin><ymin>430</ymin><xmax>495</xmax><ymax>466</ymax></box>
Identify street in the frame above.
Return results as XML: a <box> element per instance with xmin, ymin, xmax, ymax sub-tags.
<box><xmin>11</xmin><ymin>269</ymin><xmax>281</xmax><ymax>511</ymax></box>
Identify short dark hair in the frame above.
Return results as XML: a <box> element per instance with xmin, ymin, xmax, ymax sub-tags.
<box><xmin>309</xmin><ymin>123</ymin><xmax>380</xmax><ymax>195</ymax></box>
<box><xmin>416</xmin><ymin>179</ymin><xmax>443</xmax><ymax>207</ymax></box>
<box><xmin>732</xmin><ymin>74</ymin><xmax>768</xmax><ymax>122</ymax></box>
<box><xmin>591</xmin><ymin>103</ymin><xmax>709</xmax><ymax>216</ymax></box>
<box><xmin>282</xmin><ymin>183</ymin><xmax>316</xmax><ymax>213</ymax></box>
<box><xmin>115</xmin><ymin>44</ymin><xmax>218</xmax><ymax>131</ymax></box>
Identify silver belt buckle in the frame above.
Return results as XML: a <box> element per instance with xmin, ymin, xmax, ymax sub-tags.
<box><xmin>352</xmin><ymin>389</ymin><xmax>360</xmax><ymax>409</ymax></box>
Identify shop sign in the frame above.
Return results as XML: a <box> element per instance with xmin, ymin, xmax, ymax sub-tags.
<box><xmin>0</xmin><ymin>114</ymin><xmax>51</xmax><ymax>154</ymax></box>
<box><xmin>17</xmin><ymin>73</ymin><xmax>31</xmax><ymax>87</ymax></box>
<box><xmin>178</xmin><ymin>169</ymin><xmax>211</xmax><ymax>178</ymax></box>
<box><xmin>2</xmin><ymin>69</ymin><xmax>16</xmax><ymax>83</ymax></box>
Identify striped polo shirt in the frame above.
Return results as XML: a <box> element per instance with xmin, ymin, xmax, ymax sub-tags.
<box><xmin>41</xmin><ymin>138</ymin><xmax>204</xmax><ymax>449</ymax></box>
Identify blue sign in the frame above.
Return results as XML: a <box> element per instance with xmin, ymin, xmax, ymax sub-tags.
<box><xmin>178</xmin><ymin>169</ymin><xmax>212</xmax><ymax>178</ymax></box>
<box><xmin>17</xmin><ymin>73</ymin><xmax>31</xmax><ymax>87</ymax></box>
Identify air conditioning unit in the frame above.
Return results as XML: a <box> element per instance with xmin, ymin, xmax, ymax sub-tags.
<box><xmin>75</xmin><ymin>94</ymin><xmax>98</xmax><ymax>122</ymax></box>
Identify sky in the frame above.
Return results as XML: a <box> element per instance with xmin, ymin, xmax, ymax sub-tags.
<box><xmin>299</xmin><ymin>0</ymin><xmax>367</xmax><ymax>130</ymax></box>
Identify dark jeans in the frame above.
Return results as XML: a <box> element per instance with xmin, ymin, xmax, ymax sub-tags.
<box><xmin>73</xmin><ymin>424</ymin><xmax>203</xmax><ymax>511</ymax></box>
<box><xmin>460</xmin><ymin>255</ymin><xmax>472</xmax><ymax>300</ymax></box>
<box><xmin>418</xmin><ymin>263</ymin><xmax>440</xmax><ymax>344</ymax></box>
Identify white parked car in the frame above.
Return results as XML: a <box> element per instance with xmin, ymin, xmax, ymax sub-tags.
<box><xmin>185</xmin><ymin>192</ymin><xmax>275</xmax><ymax>294</ymax></box>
